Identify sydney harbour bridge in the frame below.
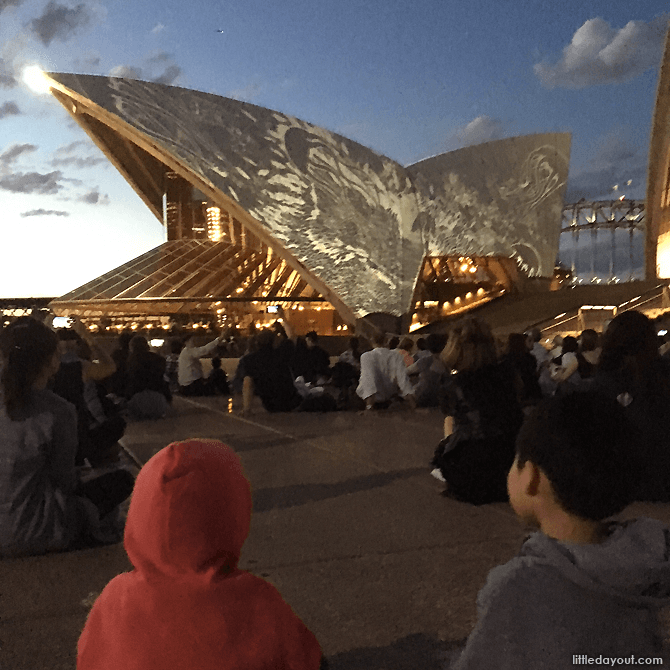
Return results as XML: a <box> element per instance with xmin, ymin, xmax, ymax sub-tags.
<box><xmin>558</xmin><ymin>199</ymin><xmax>645</xmax><ymax>285</ymax></box>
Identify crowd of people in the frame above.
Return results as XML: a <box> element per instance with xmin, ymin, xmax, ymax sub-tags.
<box><xmin>3</xmin><ymin>306</ymin><xmax>670</xmax><ymax>667</ymax></box>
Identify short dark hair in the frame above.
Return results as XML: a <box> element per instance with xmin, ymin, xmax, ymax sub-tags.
<box><xmin>372</xmin><ymin>330</ymin><xmax>387</xmax><ymax>347</ymax></box>
<box><xmin>507</xmin><ymin>332</ymin><xmax>528</xmax><ymax>356</ymax></box>
<box><xmin>306</xmin><ymin>330</ymin><xmax>318</xmax><ymax>342</ymax></box>
<box><xmin>526</xmin><ymin>328</ymin><xmax>542</xmax><ymax>343</ymax></box>
<box><xmin>515</xmin><ymin>391</ymin><xmax>639</xmax><ymax>521</ymax></box>
<box><xmin>425</xmin><ymin>333</ymin><xmax>447</xmax><ymax>354</ymax></box>
<box><xmin>561</xmin><ymin>335</ymin><xmax>578</xmax><ymax>354</ymax></box>
<box><xmin>256</xmin><ymin>329</ymin><xmax>275</xmax><ymax>350</ymax></box>
<box><xmin>580</xmin><ymin>329</ymin><xmax>599</xmax><ymax>352</ymax></box>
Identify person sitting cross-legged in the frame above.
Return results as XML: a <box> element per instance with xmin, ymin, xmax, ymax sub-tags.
<box><xmin>178</xmin><ymin>332</ymin><xmax>225</xmax><ymax>396</ymax></box>
<box><xmin>125</xmin><ymin>335</ymin><xmax>171</xmax><ymax>420</ymax></box>
<box><xmin>0</xmin><ymin>318</ymin><xmax>134</xmax><ymax>558</ymax></box>
<box><xmin>242</xmin><ymin>329</ymin><xmax>302</xmax><ymax>414</ymax></box>
<box><xmin>52</xmin><ymin>319</ymin><xmax>125</xmax><ymax>466</ymax></box>
<box><xmin>209</xmin><ymin>356</ymin><xmax>230</xmax><ymax>395</ymax></box>
<box><xmin>450</xmin><ymin>391</ymin><xmax>670</xmax><ymax>669</ymax></box>
<box><xmin>356</xmin><ymin>330</ymin><xmax>416</xmax><ymax>410</ymax></box>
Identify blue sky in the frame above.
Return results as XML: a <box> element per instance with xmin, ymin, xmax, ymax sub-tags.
<box><xmin>0</xmin><ymin>0</ymin><xmax>668</xmax><ymax>297</ymax></box>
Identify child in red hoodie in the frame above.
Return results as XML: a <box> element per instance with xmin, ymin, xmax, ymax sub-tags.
<box><xmin>77</xmin><ymin>439</ymin><xmax>325</xmax><ymax>670</ymax></box>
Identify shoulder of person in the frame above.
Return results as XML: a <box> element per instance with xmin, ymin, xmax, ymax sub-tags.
<box><xmin>477</xmin><ymin>552</ymin><xmax>551</xmax><ymax>612</ymax></box>
<box><xmin>35</xmin><ymin>388</ymin><xmax>77</xmax><ymax>419</ymax></box>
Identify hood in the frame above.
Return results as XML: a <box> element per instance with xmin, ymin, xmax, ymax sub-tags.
<box><xmin>522</xmin><ymin>518</ymin><xmax>670</xmax><ymax>607</ymax></box>
<box><xmin>124</xmin><ymin>439</ymin><xmax>252</xmax><ymax>582</ymax></box>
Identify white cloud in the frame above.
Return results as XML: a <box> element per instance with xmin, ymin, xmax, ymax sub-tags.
<box><xmin>452</xmin><ymin>115</ymin><xmax>505</xmax><ymax>148</ymax></box>
<box><xmin>72</xmin><ymin>52</ymin><xmax>101</xmax><ymax>70</ymax></box>
<box><xmin>28</xmin><ymin>1</ymin><xmax>102</xmax><ymax>46</ymax></box>
<box><xmin>151</xmin><ymin>23</ymin><xmax>165</xmax><ymax>35</ymax></box>
<box><xmin>0</xmin><ymin>0</ymin><xmax>24</xmax><ymax>13</ymax></box>
<box><xmin>78</xmin><ymin>187</ymin><xmax>109</xmax><ymax>205</ymax></box>
<box><xmin>109</xmin><ymin>65</ymin><xmax>142</xmax><ymax>79</ymax></box>
<box><xmin>0</xmin><ymin>143</ymin><xmax>37</xmax><ymax>166</ymax></box>
<box><xmin>50</xmin><ymin>140</ymin><xmax>106</xmax><ymax>168</ymax></box>
<box><xmin>535</xmin><ymin>15</ymin><xmax>670</xmax><ymax>89</ymax></box>
<box><xmin>152</xmin><ymin>64</ymin><xmax>181</xmax><ymax>85</ymax></box>
<box><xmin>0</xmin><ymin>170</ymin><xmax>64</xmax><ymax>194</ymax></box>
<box><xmin>0</xmin><ymin>101</ymin><xmax>20</xmax><ymax>118</ymax></box>
<box><xmin>109</xmin><ymin>52</ymin><xmax>182</xmax><ymax>85</ymax></box>
<box><xmin>227</xmin><ymin>83</ymin><xmax>261</xmax><ymax>102</ymax></box>
<box><xmin>21</xmin><ymin>208</ymin><xmax>70</xmax><ymax>217</ymax></box>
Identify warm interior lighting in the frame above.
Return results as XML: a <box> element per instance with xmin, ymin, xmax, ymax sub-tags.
<box><xmin>206</xmin><ymin>206</ymin><xmax>222</xmax><ymax>241</ymax></box>
<box><xmin>23</xmin><ymin>66</ymin><xmax>52</xmax><ymax>94</ymax></box>
<box><xmin>657</xmin><ymin>232</ymin><xmax>670</xmax><ymax>279</ymax></box>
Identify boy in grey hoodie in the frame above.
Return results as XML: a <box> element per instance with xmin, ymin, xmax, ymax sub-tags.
<box><xmin>452</xmin><ymin>391</ymin><xmax>670</xmax><ymax>669</ymax></box>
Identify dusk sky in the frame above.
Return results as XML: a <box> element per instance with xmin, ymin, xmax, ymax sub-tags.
<box><xmin>0</xmin><ymin>0</ymin><xmax>668</xmax><ymax>297</ymax></box>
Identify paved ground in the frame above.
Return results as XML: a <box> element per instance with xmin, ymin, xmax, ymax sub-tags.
<box><xmin>3</xmin><ymin>393</ymin><xmax>670</xmax><ymax>670</ymax></box>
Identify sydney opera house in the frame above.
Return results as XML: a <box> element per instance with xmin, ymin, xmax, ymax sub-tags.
<box><xmin>39</xmin><ymin>70</ymin><xmax>575</xmax><ymax>335</ymax></box>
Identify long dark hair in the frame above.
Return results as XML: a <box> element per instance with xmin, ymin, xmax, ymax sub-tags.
<box><xmin>0</xmin><ymin>317</ymin><xmax>59</xmax><ymax>420</ymax></box>
<box><xmin>598</xmin><ymin>310</ymin><xmax>668</xmax><ymax>402</ymax></box>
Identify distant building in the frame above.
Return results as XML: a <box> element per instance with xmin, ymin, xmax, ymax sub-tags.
<box><xmin>648</xmin><ymin>22</ymin><xmax>670</xmax><ymax>279</ymax></box>
<box><xmin>43</xmin><ymin>72</ymin><xmax>570</xmax><ymax>334</ymax></box>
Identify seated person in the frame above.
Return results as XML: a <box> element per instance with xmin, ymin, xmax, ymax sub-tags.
<box><xmin>231</xmin><ymin>336</ymin><xmax>258</xmax><ymax>396</ymax></box>
<box><xmin>164</xmin><ymin>339</ymin><xmax>183</xmax><ymax>394</ymax></box>
<box><xmin>500</xmin><ymin>333</ymin><xmax>542</xmax><ymax>406</ymax></box>
<box><xmin>52</xmin><ymin>319</ymin><xmax>125</xmax><ymax>466</ymax></box>
<box><xmin>356</xmin><ymin>331</ymin><xmax>416</xmax><ymax>410</ymax></box>
<box><xmin>331</xmin><ymin>336</ymin><xmax>363</xmax><ymax>407</ymax></box>
<box><xmin>397</xmin><ymin>337</ymin><xmax>415</xmax><ymax>367</ymax></box>
<box><xmin>125</xmin><ymin>336</ymin><xmax>171</xmax><ymax>420</ymax></box>
<box><xmin>551</xmin><ymin>335</ymin><xmax>585</xmax><ymax>394</ymax></box>
<box><xmin>525</xmin><ymin>328</ymin><xmax>550</xmax><ymax>370</ymax></box>
<box><xmin>178</xmin><ymin>332</ymin><xmax>224</xmax><ymax>396</ymax></box>
<box><xmin>0</xmin><ymin>318</ymin><xmax>134</xmax><ymax>558</ymax></box>
<box><xmin>77</xmin><ymin>439</ymin><xmax>326</xmax><ymax>670</ymax></box>
<box><xmin>105</xmin><ymin>330</ymin><xmax>133</xmax><ymax>398</ymax></box>
<box><xmin>304</xmin><ymin>331</ymin><xmax>331</xmax><ymax>384</ymax></box>
<box><xmin>433</xmin><ymin>319</ymin><xmax>522</xmax><ymax>504</ymax></box>
<box><xmin>338</xmin><ymin>336</ymin><xmax>362</xmax><ymax>371</ymax></box>
<box><xmin>242</xmin><ymin>330</ymin><xmax>302</xmax><ymax>413</ymax></box>
<box><xmin>451</xmin><ymin>391</ymin><xmax>670</xmax><ymax>668</ymax></box>
<box><xmin>406</xmin><ymin>333</ymin><xmax>447</xmax><ymax>407</ymax></box>
<box><xmin>413</xmin><ymin>337</ymin><xmax>431</xmax><ymax>362</ymax></box>
<box><xmin>209</xmin><ymin>356</ymin><xmax>230</xmax><ymax>395</ymax></box>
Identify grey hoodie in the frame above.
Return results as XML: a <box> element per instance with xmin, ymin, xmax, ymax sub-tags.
<box><xmin>452</xmin><ymin>518</ymin><xmax>670</xmax><ymax>669</ymax></box>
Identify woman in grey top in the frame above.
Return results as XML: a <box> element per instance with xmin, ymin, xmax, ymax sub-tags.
<box><xmin>0</xmin><ymin>318</ymin><xmax>134</xmax><ymax>557</ymax></box>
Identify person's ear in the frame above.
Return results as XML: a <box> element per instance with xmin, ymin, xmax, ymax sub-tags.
<box><xmin>524</xmin><ymin>461</ymin><xmax>542</xmax><ymax>497</ymax></box>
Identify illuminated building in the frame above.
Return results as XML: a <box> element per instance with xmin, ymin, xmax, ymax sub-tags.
<box><xmin>648</xmin><ymin>23</ymin><xmax>670</xmax><ymax>279</ymax></box>
<box><xmin>42</xmin><ymin>72</ymin><xmax>570</xmax><ymax>334</ymax></box>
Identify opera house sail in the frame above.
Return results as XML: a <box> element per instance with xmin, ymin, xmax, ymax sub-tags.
<box><xmin>44</xmin><ymin>72</ymin><xmax>570</xmax><ymax>333</ymax></box>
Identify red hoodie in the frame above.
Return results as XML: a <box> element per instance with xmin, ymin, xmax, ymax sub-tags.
<box><xmin>77</xmin><ymin>439</ymin><xmax>323</xmax><ymax>670</ymax></box>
